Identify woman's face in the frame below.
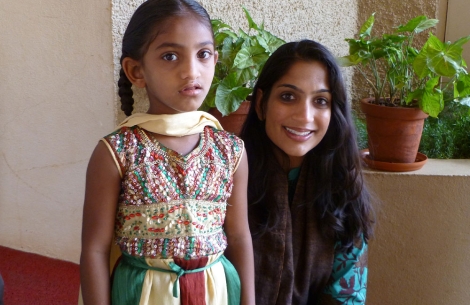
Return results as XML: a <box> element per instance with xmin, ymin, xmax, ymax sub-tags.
<box><xmin>256</xmin><ymin>60</ymin><xmax>332</xmax><ymax>168</ymax></box>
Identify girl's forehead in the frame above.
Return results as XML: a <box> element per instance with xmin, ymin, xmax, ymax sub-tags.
<box><xmin>155</xmin><ymin>14</ymin><xmax>212</xmax><ymax>36</ymax></box>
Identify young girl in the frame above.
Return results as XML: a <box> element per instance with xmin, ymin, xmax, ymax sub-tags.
<box><xmin>80</xmin><ymin>1</ymin><xmax>255</xmax><ymax>304</ymax></box>
<box><xmin>240</xmin><ymin>40</ymin><xmax>374</xmax><ymax>305</ymax></box>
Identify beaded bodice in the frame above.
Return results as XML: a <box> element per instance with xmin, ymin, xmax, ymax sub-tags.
<box><xmin>103</xmin><ymin>126</ymin><xmax>243</xmax><ymax>259</ymax></box>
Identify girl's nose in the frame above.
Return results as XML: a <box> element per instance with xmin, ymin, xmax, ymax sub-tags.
<box><xmin>180</xmin><ymin>58</ymin><xmax>200</xmax><ymax>80</ymax></box>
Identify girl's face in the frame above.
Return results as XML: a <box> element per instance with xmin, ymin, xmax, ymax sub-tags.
<box><xmin>134</xmin><ymin>16</ymin><xmax>217</xmax><ymax>114</ymax></box>
<box><xmin>257</xmin><ymin>60</ymin><xmax>332</xmax><ymax>168</ymax></box>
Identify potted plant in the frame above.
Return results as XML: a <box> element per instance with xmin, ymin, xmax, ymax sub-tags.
<box><xmin>200</xmin><ymin>7</ymin><xmax>285</xmax><ymax>134</ymax></box>
<box><xmin>338</xmin><ymin>13</ymin><xmax>470</xmax><ymax>169</ymax></box>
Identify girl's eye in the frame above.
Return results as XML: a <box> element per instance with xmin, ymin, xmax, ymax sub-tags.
<box><xmin>162</xmin><ymin>53</ymin><xmax>177</xmax><ymax>61</ymax></box>
<box><xmin>198</xmin><ymin>50</ymin><xmax>212</xmax><ymax>59</ymax></box>
<box><xmin>280</xmin><ymin>93</ymin><xmax>295</xmax><ymax>101</ymax></box>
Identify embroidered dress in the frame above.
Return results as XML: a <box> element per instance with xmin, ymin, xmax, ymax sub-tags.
<box><xmin>102</xmin><ymin>125</ymin><xmax>243</xmax><ymax>305</ymax></box>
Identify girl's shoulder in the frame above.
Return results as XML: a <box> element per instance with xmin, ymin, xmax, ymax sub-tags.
<box><xmin>205</xmin><ymin>126</ymin><xmax>244</xmax><ymax>150</ymax></box>
<box><xmin>104</xmin><ymin>125</ymin><xmax>140</xmax><ymax>139</ymax></box>
<box><xmin>205</xmin><ymin>126</ymin><xmax>243</xmax><ymax>142</ymax></box>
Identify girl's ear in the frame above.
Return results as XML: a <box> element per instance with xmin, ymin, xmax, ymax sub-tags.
<box><xmin>255</xmin><ymin>89</ymin><xmax>264</xmax><ymax>120</ymax></box>
<box><xmin>122</xmin><ymin>57</ymin><xmax>146</xmax><ymax>88</ymax></box>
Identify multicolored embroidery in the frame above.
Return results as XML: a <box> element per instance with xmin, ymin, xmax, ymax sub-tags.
<box><xmin>103</xmin><ymin>126</ymin><xmax>243</xmax><ymax>259</ymax></box>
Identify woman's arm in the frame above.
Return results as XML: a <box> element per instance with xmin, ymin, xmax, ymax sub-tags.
<box><xmin>80</xmin><ymin>141</ymin><xmax>121</xmax><ymax>305</ymax></box>
<box><xmin>224</xmin><ymin>148</ymin><xmax>256</xmax><ymax>305</ymax></box>
<box><xmin>320</xmin><ymin>236</ymin><xmax>368</xmax><ymax>305</ymax></box>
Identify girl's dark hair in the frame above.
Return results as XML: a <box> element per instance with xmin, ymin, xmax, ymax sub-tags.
<box><xmin>240</xmin><ymin>40</ymin><xmax>374</xmax><ymax>252</ymax></box>
<box><xmin>118</xmin><ymin>0</ymin><xmax>212</xmax><ymax>116</ymax></box>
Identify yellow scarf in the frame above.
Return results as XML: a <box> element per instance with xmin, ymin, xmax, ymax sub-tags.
<box><xmin>116</xmin><ymin>111</ymin><xmax>223</xmax><ymax>136</ymax></box>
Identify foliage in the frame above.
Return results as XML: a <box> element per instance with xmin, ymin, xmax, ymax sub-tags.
<box><xmin>200</xmin><ymin>7</ymin><xmax>285</xmax><ymax>116</ymax></box>
<box><xmin>419</xmin><ymin>101</ymin><xmax>470</xmax><ymax>158</ymax></box>
<box><xmin>338</xmin><ymin>14</ymin><xmax>470</xmax><ymax>118</ymax></box>
<box><xmin>353</xmin><ymin>111</ymin><xmax>368</xmax><ymax>150</ymax></box>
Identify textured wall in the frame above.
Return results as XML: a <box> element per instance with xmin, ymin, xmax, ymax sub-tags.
<box><xmin>111</xmin><ymin>0</ymin><xmax>359</xmax><ymax>123</ymax></box>
<box><xmin>365</xmin><ymin>160</ymin><xmax>470</xmax><ymax>304</ymax></box>
<box><xmin>0</xmin><ymin>0</ymin><xmax>115</xmax><ymax>262</ymax></box>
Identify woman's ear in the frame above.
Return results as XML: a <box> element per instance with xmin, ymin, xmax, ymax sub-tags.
<box><xmin>122</xmin><ymin>57</ymin><xmax>146</xmax><ymax>88</ymax></box>
<box><xmin>255</xmin><ymin>89</ymin><xmax>264</xmax><ymax>120</ymax></box>
<box><xmin>213</xmin><ymin>51</ymin><xmax>219</xmax><ymax>66</ymax></box>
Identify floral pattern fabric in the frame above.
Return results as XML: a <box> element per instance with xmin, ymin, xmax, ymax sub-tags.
<box><xmin>323</xmin><ymin>237</ymin><xmax>368</xmax><ymax>304</ymax></box>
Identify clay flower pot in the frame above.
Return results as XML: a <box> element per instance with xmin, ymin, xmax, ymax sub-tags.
<box><xmin>360</xmin><ymin>97</ymin><xmax>429</xmax><ymax>164</ymax></box>
<box><xmin>208</xmin><ymin>101</ymin><xmax>251</xmax><ymax>136</ymax></box>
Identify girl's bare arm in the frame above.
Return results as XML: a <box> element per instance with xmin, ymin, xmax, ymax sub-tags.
<box><xmin>224</xmin><ymin>148</ymin><xmax>256</xmax><ymax>305</ymax></box>
<box><xmin>80</xmin><ymin>141</ymin><xmax>121</xmax><ymax>305</ymax></box>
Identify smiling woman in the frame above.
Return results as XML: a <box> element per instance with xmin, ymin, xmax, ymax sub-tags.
<box><xmin>256</xmin><ymin>60</ymin><xmax>332</xmax><ymax>168</ymax></box>
<box><xmin>240</xmin><ymin>40</ymin><xmax>375</xmax><ymax>305</ymax></box>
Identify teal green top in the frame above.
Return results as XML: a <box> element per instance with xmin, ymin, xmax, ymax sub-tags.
<box><xmin>287</xmin><ymin>167</ymin><xmax>368</xmax><ymax>304</ymax></box>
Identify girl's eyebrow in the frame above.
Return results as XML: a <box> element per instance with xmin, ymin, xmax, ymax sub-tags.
<box><xmin>155</xmin><ymin>41</ymin><xmax>214</xmax><ymax>50</ymax></box>
<box><xmin>276</xmin><ymin>83</ymin><xmax>331</xmax><ymax>94</ymax></box>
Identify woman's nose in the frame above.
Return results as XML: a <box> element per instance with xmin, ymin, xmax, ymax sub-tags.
<box><xmin>293</xmin><ymin>100</ymin><xmax>315</xmax><ymax>123</ymax></box>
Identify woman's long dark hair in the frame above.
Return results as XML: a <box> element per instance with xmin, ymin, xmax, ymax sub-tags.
<box><xmin>240</xmin><ymin>40</ymin><xmax>374</xmax><ymax>252</ymax></box>
<box><xmin>118</xmin><ymin>0</ymin><xmax>212</xmax><ymax>116</ymax></box>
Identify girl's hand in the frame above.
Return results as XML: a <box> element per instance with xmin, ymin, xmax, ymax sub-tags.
<box><xmin>80</xmin><ymin>141</ymin><xmax>121</xmax><ymax>305</ymax></box>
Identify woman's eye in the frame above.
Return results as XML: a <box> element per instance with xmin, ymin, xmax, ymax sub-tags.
<box><xmin>280</xmin><ymin>93</ymin><xmax>295</xmax><ymax>101</ymax></box>
<box><xmin>162</xmin><ymin>53</ymin><xmax>177</xmax><ymax>61</ymax></box>
<box><xmin>198</xmin><ymin>50</ymin><xmax>212</xmax><ymax>59</ymax></box>
<box><xmin>315</xmin><ymin>98</ymin><xmax>329</xmax><ymax>106</ymax></box>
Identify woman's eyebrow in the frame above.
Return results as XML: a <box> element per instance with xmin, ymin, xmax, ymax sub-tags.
<box><xmin>276</xmin><ymin>83</ymin><xmax>331</xmax><ymax>94</ymax></box>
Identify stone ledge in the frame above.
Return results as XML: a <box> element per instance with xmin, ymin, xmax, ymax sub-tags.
<box><xmin>363</xmin><ymin>158</ymin><xmax>470</xmax><ymax>176</ymax></box>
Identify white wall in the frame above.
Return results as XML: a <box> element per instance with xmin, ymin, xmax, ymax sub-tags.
<box><xmin>445</xmin><ymin>0</ymin><xmax>470</xmax><ymax>65</ymax></box>
<box><xmin>0</xmin><ymin>0</ymin><xmax>115</xmax><ymax>262</ymax></box>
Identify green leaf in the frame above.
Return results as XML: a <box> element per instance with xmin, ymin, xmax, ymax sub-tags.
<box><xmin>336</xmin><ymin>54</ymin><xmax>364</xmax><ymax>67</ymax></box>
<box><xmin>420</xmin><ymin>77</ymin><xmax>444</xmax><ymax>117</ymax></box>
<box><xmin>233</xmin><ymin>44</ymin><xmax>269</xmax><ymax>70</ymax></box>
<box><xmin>242</xmin><ymin>6</ymin><xmax>260</xmax><ymax>31</ymax></box>
<box><xmin>258</xmin><ymin>30</ymin><xmax>285</xmax><ymax>54</ymax></box>
<box><xmin>215</xmin><ymin>73</ymin><xmax>253</xmax><ymax>115</ymax></box>
<box><xmin>359</xmin><ymin>13</ymin><xmax>375</xmax><ymax>37</ymax></box>
<box><xmin>405</xmin><ymin>88</ymin><xmax>424</xmax><ymax>105</ymax></box>
<box><xmin>455</xmin><ymin>74</ymin><xmax>470</xmax><ymax>98</ymax></box>
<box><xmin>396</xmin><ymin>15</ymin><xmax>438</xmax><ymax>34</ymax></box>
<box><xmin>451</xmin><ymin>35</ymin><xmax>470</xmax><ymax>49</ymax></box>
<box><xmin>413</xmin><ymin>42</ymin><xmax>433</xmax><ymax>79</ymax></box>
<box><xmin>427</xmin><ymin>44</ymin><xmax>463</xmax><ymax>77</ymax></box>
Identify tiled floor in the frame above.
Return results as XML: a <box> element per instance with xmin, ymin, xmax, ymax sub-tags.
<box><xmin>0</xmin><ymin>246</ymin><xmax>79</xmax><ymax>305</ymax></box>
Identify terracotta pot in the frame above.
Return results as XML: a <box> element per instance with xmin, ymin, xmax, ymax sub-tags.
<box><xmin>360</xmin><ymin>97</ymin><xmax>429</xmax><ymax>163</ymax></box>
<box><xmin>208</xmin><ymin>101</ymin><xmax>251</xmax><ymax>136</ymax></box>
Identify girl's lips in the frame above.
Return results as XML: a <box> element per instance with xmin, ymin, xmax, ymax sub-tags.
<box><xmin>179</xmin><ymin>84</ymin><xmax>202</xmax><ymax>96</ymax></box>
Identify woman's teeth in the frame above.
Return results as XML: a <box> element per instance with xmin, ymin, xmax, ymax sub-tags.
<box><xmin>285</xmin><ymin>127</ymin><xmax>311</xmax><ymax>136</ymax></box>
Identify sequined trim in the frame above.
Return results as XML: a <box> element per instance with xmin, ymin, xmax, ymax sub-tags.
<box><xmin>116</xmin><ymin>199</ymin><xmax>227</xmax><ymax>239</ymax></box>
<box><xmin>116</xmin><ymin>233</ymin><xmax>227</xmax><ymax>259</ymax></box>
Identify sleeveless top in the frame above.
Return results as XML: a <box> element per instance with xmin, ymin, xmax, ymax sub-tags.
<box><xmin>102</xmin><ymin>125</ymin><xmax>244</xmax><ymax>260</ymax></box>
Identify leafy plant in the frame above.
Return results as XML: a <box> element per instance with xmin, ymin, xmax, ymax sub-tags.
<box><xmin>200</xmin><ymin>7</ymin><xmax>285</xmax><ymax>116</ymax></box>
<box><xmin>338</xmin><ymin>14</ymin><xmax>470</xmax><ymax>118</ymax></box>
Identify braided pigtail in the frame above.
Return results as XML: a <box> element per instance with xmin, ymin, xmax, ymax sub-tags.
<box><xmin>118</xmin><ymin>67</ymin><xmax>134</xmax><ymax>116</ymax></box>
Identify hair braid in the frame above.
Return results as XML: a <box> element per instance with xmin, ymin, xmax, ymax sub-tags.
<box><xmin>118</xmin><ymin>67</ymin><xmax>134</xmax><ymax>116</ymax></box>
